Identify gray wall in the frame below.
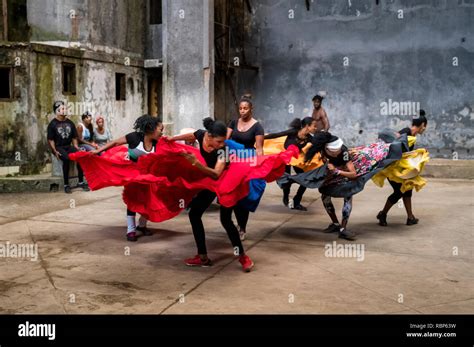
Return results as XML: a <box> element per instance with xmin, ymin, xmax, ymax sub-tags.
<box><xmin>27</xmin><ymin>0</ymin><xmax>146</xmax><ymax>56</ymax></box>
<box><xmin>242</xmin><ymin>0</ymin><xmax>474</xmax><ymax>158</ymax></box>
<box><xmin>162</xmin><ymin>0</ymin><xmax>214</xmax><ymax>134</ymax></box>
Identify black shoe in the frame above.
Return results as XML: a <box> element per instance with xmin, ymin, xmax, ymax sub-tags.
<box><xmin>291</xmin><ymin>204</ymin><xmax>307</xmax><ymax>211</ymax></box>
<box><xmin>64</xmin><ymin>185</ymin><xmax>72</xmax><ymax>194</ymax></box>
<box><xmin>136</xmin><ymin>226</ymin><xmax>152</xmax><ymax>236</ymax></box>
<box><xmin>377</xmin><ymin>211</ymin><xmax>388</xmax><ymax>226</ymax></box>
<box><xmin>323</xmin><ymin>223</ymin><xmax>340</xmax><ymax>233</ymax></box>
<box><xmin>283</xmin><ymin>197</ymin><xmax>289</xmax><ymax>207</ymax></box>
<box><xmin>127</xmin><ymin>231</ymin><xmax>138</xmax><ymax>242</ymax></box>
<box><xmin>406</xmin><ymin>217</ymin><xmax>419</xmax><ymax>225</ymax></box>
<box><xmin>78</xmin><ymin>182</ymin><xmax>90</xmax><ymax>192</ymax></box>
<box><xmin>338</xmin><ymin>228</ymin><xmax>357</xmax><ymax>241</ymax></box>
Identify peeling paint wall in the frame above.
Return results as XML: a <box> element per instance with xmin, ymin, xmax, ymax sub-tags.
<box><xmin>0</xmin><ymin>0</ymin><xmax>147</xmax><ymax>174</ymax></box>
<box><xmin>27</xmin><ymin>0</ymin><xmax>146</xmax><ymax>56</ymax></box>
<box><xmin>0</xmin><ymin>47</ymin><xmax>31</xmax><ymax>172</ymax></box>
<box><xmin>0</xmin><ymin>47</ymin><xmax>146</xmax><ymax>174</ymax></box>
<box><xmin>241</xmin><ymin>0</ymin><xmax>474</xmax><ymax>158</ymax></box>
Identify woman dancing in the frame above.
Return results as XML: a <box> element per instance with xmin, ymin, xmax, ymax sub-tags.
<box><xmin>227</xmin><ymin>96</ymin><xmax>265</xmax><ymax>240</ymax></box>
<box><xmin>264</xmin><ymin>117</ymin><xmax>317</xmax><ymax>210</ymax></box>
<box><xmin>304</xmin><ymin>133</ymin><xmax>358</xmax><ymax>240</ymax></box>
<box><xmin>279</xmin><ymin>128</ymin><xmax>423</xmax><ymax>241</ymax></box>
<box><xmin>171</xmin><ymin>117</ymin><xmax>254</xmax><ymax>272</ymax></box>
<box><xmin>90</xmin><ymin>115</ymin><xmax>163</xmax><ymax>241</ymax></box>
<box><xmin>376</xmin><ymin>113</ymin><xmax>428</xmax><ymax>226</ymax></box>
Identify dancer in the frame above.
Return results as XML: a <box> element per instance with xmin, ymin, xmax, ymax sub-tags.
<box><xmin>227</xmin><ymin>95</ymin><xmax>264</xmax><ymax>240</ymax></box>
<box><xmin>279</xmin><ymin>131</ymin><xmax>412</xmax><ymax>240</ymax></box>
<box><xmin>90</xmin><ymin>114</ymin><xmax>163</xmax><ymax>241</ymax></box>
<box><xmin>47</xmin><ymin>101</ymin><xmax>90</xmax><ymax>194</ymax></box>
<box><xmin>376</xmin><ymin>113</ymin><xmax>428</xmax><ymax>226</ymax></box>
<box><xmin>171</xmin><ymin>117</ymin><xmax>254</xmax><ymax>272</ymax></box>
<box><xmin>306</xmin><ymin>133</ymin><xmax>358</xmax><ymax>240</ymax></box>
<box><xmin>264</xmin><ymin>117</ymin><xmax>317</xmax><ymax>210</ymax></box>
<box><xmin>311</xmin><ymin>95</ymin><xmax>330</xmax><ymax>132</ymax></box>
<box><xmin>77</xmin><ymin>111</ymin><xmax>99</xmax><ymax>151</ymax></box>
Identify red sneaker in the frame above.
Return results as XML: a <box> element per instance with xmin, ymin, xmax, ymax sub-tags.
<box><xmin>239</xmin><ymin>255</ymin><xmax>254</xmax><ymax>272</ymax></box>
<box><xmin>184</xmin><ymin>255</ymin><xmax>212</xmax><ymax>267</ymax></box>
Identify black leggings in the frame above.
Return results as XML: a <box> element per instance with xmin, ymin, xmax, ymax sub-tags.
<box><xmin>233</xmin><ymin>205</ymin><xmax>249</xmax><ymax>231</ymax></box>
<box><xmin>188</xmin><ymin>190</ymin><xmax>244</xmax><ymax>256</ymax></box>
<box><xmin>56</xmin><ymin>146</ymin><xmax>84</xmax><ymax>185</ymax></box>
<box><xmin>283</xmin><ymin>165</ymin><xmax>307</xmax><ymax>205</ymax></box>
<box><xmin>387</xmin><ymin>179</ymin><xmax>412</xmax><ymax>204</ymax></box>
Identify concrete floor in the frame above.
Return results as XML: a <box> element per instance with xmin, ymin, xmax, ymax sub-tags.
<box><xmin>0</xmin><ymin>179</ymin><xmax>473</xmax><ymax>314</ymax></box>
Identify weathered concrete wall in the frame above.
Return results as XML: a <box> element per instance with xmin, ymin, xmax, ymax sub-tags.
<box><xmin>26</xmin><ymin>0</ymin><xmax>146</xmax><ymax>56</ymax></box>
<box><xmin>147</xmin><ymin>25</ymin><xmax>163</xmax><ymax>59</ymax></box>
<box><xmin>0</xmin><ymin>0</ymin><xmax>148</xmax><ymax>175</ymax></box>
<box><xmin>0</xmin><ymin>46</ymin><xmax>31</xmax><ymax>172</ymax></box>
<box><xmin>0</xmin><ymin>45</ymin><xmax>146</xmax><ymax>174</ymax></box>
<box><xmin>162</xmin><ymin>0</ymin><xmax>214</xmax><ymax>134</ymax></box>
<box><xmin>242</xmin><ymin>0</ymin><xmax>474</xmax><ymax>158</ymax></box>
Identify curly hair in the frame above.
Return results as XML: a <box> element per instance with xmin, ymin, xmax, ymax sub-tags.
<box><xmin>133</xmin><ymin>114</ymin><xmax>161</xmax><ymax>134</ymax></box>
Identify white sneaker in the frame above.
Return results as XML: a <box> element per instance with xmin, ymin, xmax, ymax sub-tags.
<box><xmin>288</xmin><ymin>199</ymin><xmax>294</xmax><ymax>209</ymax></box>
<box><xmin>239</xmin><ymin>231</ymin><xmax>246</xmax><ymax>241</ymax></box>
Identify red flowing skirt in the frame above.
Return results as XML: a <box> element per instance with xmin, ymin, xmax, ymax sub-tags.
<box><xmin>70</xmin><ymin>137</ymin><xmax>298</xmax><ymax>222</ymax></box>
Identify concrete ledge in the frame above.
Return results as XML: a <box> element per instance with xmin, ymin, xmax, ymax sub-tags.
<box><xmin>424</xmin><ymin>159</ymin><xmax>474</xmax><ymax>180</ymax></box>
<box><xmin>0</xmin><ymin>174</ymin><xmax>64</xmax><ymax>193</ymax></box>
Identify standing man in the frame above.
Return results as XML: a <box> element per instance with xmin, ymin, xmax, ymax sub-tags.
<box><xmin>47</xmin><ymin>101</ymin><xmax>90</xmax><ymax>194</ymax></box>
<box><xmin>311</xmin><ymin>94</ymin><xmax>330</xmax><ymax>132</ymax></box>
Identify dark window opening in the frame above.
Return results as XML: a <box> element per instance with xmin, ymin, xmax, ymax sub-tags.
<box><xmin>116</xmin><ymin>73</ymin><xmax>126</xmax><ymax>101</ymax></box>
<box><xmin>128</xmin><ymin>77</ymin><xmax>134</xmax><ymax>94</ymax></box>
<box><xmin>0</xmin><ymin>67</ymin><xmax>12</xmax><ymax>99</ymax></box>
<box><xmin>147</xmin><ymin>69</ymin><xmax>162</xmax><ymax>118</ymax></box>
<box><xmin>149</xmin><ymin>0</ymin><xmax>162</xmax><ymax>25</ymax></box>
<box><xmin>62</xmin><ymin>63</ymin><xmax>76</xmax><ymax>95</ymax></box>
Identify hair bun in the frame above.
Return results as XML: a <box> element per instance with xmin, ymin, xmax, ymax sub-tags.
<box><xmin>202</xmin><ymin>117</ymin><xmax>215</xmax><ymax>131</ymax></box>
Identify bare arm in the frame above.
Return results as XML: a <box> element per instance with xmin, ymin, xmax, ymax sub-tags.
<box><xmin>170</xmin><ymin>133</ymin><xmax>196</xmax><ymax>142</ymax></box>
<box><xmin>76</xmin><ymin>124</ymin><xmax>97</xmax><ymax>147</ymax></box>
<box><xmin>48</xmin><ymin>140</ymin><xmax>60</xmax><ymax>159</ymax></box>
<box><xmin>264</xmin><ymin>128</ymin><xmax>295</xmax><ymax>140</ymax></box>
<box><xmin>91</xmin><ymin>136</ymin><xmax>127</xmax><ymax>155</ymax></box>
<box><xmin>181</xmin><ymin>153</ymin><xmax>226</xmax><ymax>180</ymax></box>
<box><xmin>322</xmin><ymin>110</ymin><xmax>330</xmax><ymax>131</ymax></box>
<box><xmin>72</xmin><ymin>137</ymin><xmax>80</xmax><ymax>150</ymax></box>
<box><xmin>255</xmin><ymin>135</ymin><xmax>264</xmax><ymax>156</ymax></box>
<box><xmin>328</xmin><ymin>161</ymin><xmax>357</xmax><ymax>179</ymax></box>
<box><xmin>226</xmin><ymin>127</ymin><xmax>233</xmax><ymax>140</ymax></box>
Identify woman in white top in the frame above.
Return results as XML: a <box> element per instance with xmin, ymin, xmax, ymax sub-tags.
<box><xmin>93</xmin><ymin>116</ymin><xmax>112</xmax><ymax>147</ymax></box>
<box><xmin>77</xmin><ymin>111</ymin><xmax>98</xmax><ymax>151</ymax></box>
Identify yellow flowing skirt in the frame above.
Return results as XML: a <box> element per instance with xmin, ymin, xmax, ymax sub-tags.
<box><xmin>371</xmin><ymin>146</ymin><xmax>430</xmax><ymax>193</ymax></box>
<box><xmin>263</xmin><ymin>137</ymin><xmax>324</xmax><ymax>172</ymax></box>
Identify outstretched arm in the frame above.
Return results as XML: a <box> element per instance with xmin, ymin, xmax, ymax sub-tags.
<box><xmin>90</xmin><ymin>136</ymin><xmax>127</xmax><ymax>155</ymax></box>
<box><xmin>170</xmin><ymin>133</ymin><xmax>196</xmax><ymax>142</ymax></box>
<box><xmin>180</xmin><ymin>153</ymin><xmax>226</xmax><ymax>180</ymax></box>
<box><xmin>264</xmin><ymin>128</ymin><xmax>295</xmax><ymax>140</ymax></box>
